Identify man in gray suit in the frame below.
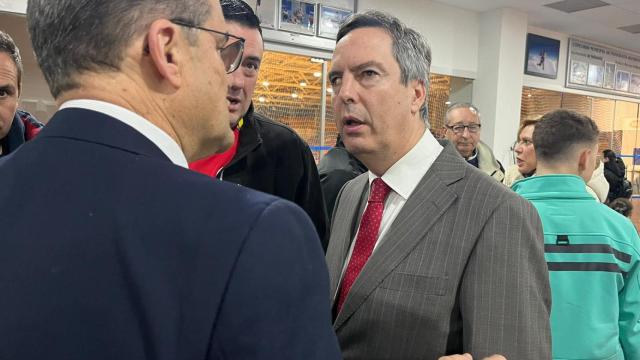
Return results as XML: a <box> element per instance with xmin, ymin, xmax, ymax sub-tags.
<box><xmin>326</xmin><ymin>11</ymin><xmax>552</xmax><ymax>359</ymax></box>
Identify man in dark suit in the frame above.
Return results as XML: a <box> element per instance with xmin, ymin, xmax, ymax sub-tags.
<box><xmin>325</xmin><ymin>11</ymin><xmax>551</xmax><ymax>359</ymax></box>
<box><xmin>0</xmin><ymin>0</ymin><xmax>340</xmax><ymax>359</ymax></box>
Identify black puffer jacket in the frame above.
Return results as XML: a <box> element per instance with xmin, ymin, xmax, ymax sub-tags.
<box><xmin>219</xmin><ymin>104</ymin><xmax>329</xmax><ymax>251</ymax></box>
<box><xmin>318</xmin><ymin>138</ymin><xmax>367</xmax><ymax>220</ymax></box>
<box><xmin>604</xmin><ymin>156</ymin><xmax>627</xmax><ymax>201</ymax></box>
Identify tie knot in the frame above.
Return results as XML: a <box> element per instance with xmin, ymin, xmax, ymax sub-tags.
<box><xmin>369</xmin><ymin>178</ymin><xmax>391</xmax><ymax>203</ymax></box>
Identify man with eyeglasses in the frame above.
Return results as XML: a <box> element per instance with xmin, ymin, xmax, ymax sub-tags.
<box><xmin>444</xmin><ymin>103</ymin><xmax>505</xmax><ymax>182</ymax></box>
<box><xmin>0</xmin><ymin>0</ymin><xmax>340</xmax><ymax>358</ymax></box>
<box><xmin>190</xmin><ymin>0</ymin><xmax>329</xmax><ymax>251</ymax></box>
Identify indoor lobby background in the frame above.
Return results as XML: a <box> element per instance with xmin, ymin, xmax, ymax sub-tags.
<box><xmin>3</xmin><ymin>0</ymin><xmax>640</xmax><ymax>224</ymax></box>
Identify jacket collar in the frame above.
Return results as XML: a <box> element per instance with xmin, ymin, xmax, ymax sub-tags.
<box><xmin>38</xmin><ymin>108</ymin><xmax>171</xmax><ymax>163</ymax></box>
<box><xmin>227</xmin><ymin>102</ymin><xmax>262</xmax><ymax>168</ymax></box>
<box><xmin>512</xmin><ymin>174</ymin><xmax>594</xmax><ymax>201</ymax></box>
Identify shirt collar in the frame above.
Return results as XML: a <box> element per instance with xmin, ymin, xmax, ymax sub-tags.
<box><xmin>59</xmin><ymin>99</ymin><xmax>188</xmax><ymax>168</ymax></box>
<box><xmin>465</xmin><ymin>147</ymin><xmax>478</xmax><ymax>161</ymax></box>
<box><xmin>368</xmin><ymin>129</ymin><xmax>444</xmax><ymax>200</ymax></box>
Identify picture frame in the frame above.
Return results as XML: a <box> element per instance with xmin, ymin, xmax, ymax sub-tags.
<box><xmin>603</xmin><ymin>62</ymin><xmax>616</xmax><ymax>89</ymax></box>
<box><xmin>615</xmin><ymin>70</ymin><xmax>630</xmax><ymax>92</ymax></box>
<box><xmin>317</xmin><ymin>5</ymin><xmax>352</xmax><ymax>39</ymax></box>
<box><xmin>524</xmin><ymin>33</ymin><xmax>560</xmax><ymax>79</ymax></box>
<box><xmin>586</xmin><ymin>63</ymin><xmax>604</xmax><ymax>87</ymax></box>
<box><xmin>630</xmin><ymin>73</ymin><xmax>640</xmax><ymax>94</ymax></box>
<box><xmin>247</xmin><ymin>0</ymin><xmax>278</xmax><ymax>29</ymax></box>
<box><xmin>569</xmin><ymin>60</ymin><xmax>588</xmax><ymax>85</ymax></box>
<box><xmin>318</xmin><ymin>0</ymin><xmax>356</xmax><ymax>11</ymax></box>
<box><xmin>279</xmin><ymin>0</ymin><xmax>316</xmax><ymax>35</ymax></box>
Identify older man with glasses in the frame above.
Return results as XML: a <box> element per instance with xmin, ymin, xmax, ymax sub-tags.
<box><xmin>0</xmin><ymin>0</ymin><xmax>340</xmax><ymax>359</ymax></box>
<box><xmin>444</xmin><ymin>103</ymin><xmax>505</xmax><ymax>182</ymax></box>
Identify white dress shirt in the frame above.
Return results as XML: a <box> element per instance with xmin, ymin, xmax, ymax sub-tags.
<box><xmin>339</xmin><ymin>129</ymin><xmax>444</xmax><ymax>283</ymax></box>
<box><xmin>59</xmin><ymin>99</ymin><xmax>188</xmax><ymax>168</ymax></box>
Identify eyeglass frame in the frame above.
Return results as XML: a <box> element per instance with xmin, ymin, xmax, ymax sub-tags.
<box><xmin>169</xmin><ymin>18</ymin><xmax>245</xmax><ymax>74</ymax></box>
<box><xmin>444</xmin><ymin>123</ymin><xmax>482</xmax><ymax>134</ymax></box>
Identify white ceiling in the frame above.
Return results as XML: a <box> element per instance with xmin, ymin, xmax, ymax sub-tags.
<box><xmin>0</xmin><ymin>0</ymin><xmax>26</xmax><ymax>15</ymax></box>
<box><xmin>434</xmin><ymin>0</ymin><xmax>640</xmax><ymax>53</ymax></box>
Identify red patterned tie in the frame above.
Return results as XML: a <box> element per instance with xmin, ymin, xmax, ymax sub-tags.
<box><xmin>336</xmin><ymin>178</ymin><xmax>391</xmax><ymax>314</ymax></box>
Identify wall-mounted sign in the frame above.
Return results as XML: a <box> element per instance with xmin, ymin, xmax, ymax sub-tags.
<box><xmin>0</xmin><ymin>0</ymin><xmax>26</xmax><ymax>14</ymax></box>
<box><xmin>566</xmin><ymin>38</ymin><xmax>640</xmax><ymax>99</ymax></box>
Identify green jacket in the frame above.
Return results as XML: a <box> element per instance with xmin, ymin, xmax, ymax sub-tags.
<box><xmin>513</xmin><ymin>175</ymin><xmax>640</xmax><ymax>360</ymax></box>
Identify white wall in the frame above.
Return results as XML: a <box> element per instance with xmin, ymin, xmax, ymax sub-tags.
<box><xmin>357</xmin><ymin>0</ymin><xmax>479</xmax><ymax>79</ymax></box>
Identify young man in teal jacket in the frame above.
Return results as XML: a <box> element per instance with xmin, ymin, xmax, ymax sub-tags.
<box><xmin>513</xmin><ymin>109</ymin><xmax>640</xmax><ymax>360</ymax></box>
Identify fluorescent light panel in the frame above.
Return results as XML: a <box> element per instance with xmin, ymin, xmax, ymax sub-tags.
<box><xmin>618</xmin><ymin>24</ymin><xmax>640</xmax><ymax>34</ymax></box>
<box><xmin>544</xmin><ymin>0</ymin><xmax>610</xmax><ymax>13</ymax></box>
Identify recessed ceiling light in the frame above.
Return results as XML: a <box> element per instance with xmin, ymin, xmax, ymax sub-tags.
<box><xmin>258</xmin><ymin>96</ymin><xmax>266</xmax><ymax>103</ymax></box>
<box><xmin>327</xmin><ymin>88</ymin><xmax>333</xmax><ymax>93</ymax></box>
<box><xmin>262</xmin><ymin>81</ymin><xmax>270</xmax><ymax>87</ymax></box>
<box><xmin>310</xmin><ymin>58</ymin><xmax>325</xmax><ymax>63</ymax></box>
<box><xmin>544</xmin><ymin>0</ymin><xmax>610</xmax><ymax>14</ymax></box>
<box><xmin>291</xmin><ymin>93</ymin><xmax>298</xmax><ymax>98</ymax></box>
<box><xmin>300</xmin><ymin>82</ymin><xmax>307</xmax><ymax>87</ymax></box>
<box><xmin>313</xmin><ymin>72</ymin><xmax>322</xmax><ymax>77</ymax></box>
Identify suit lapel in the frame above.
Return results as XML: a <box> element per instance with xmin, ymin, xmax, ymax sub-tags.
<box><xmin>334</xmin><ymin>144</ymin><xmax>467</xmax><ymax>330</ymax></box>
<box><xmin>326</xmin><ymin>174</ymin><xmax>369</xmax><ymax>300</ymax></box>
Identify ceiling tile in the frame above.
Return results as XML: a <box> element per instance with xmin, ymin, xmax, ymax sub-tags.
<box><xmin>575</xmin><ymin>4</ymin><xmax>640</xmax><ymax>27</ymax></box>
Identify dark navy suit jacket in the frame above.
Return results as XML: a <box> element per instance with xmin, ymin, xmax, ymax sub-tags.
<box><xmin>0</xmin><ymin>108</ymin><xmax>341</xmax><ymax>360</ymax></box>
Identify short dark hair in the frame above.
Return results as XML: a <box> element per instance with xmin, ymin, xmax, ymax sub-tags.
<box><xmin>336</xmin><ymin>10</ymin><xmax>431</xmax><ymax>124</ymax></box>
<box><xmin>220</xmin><ymin>0</ymin><xmax>262</xmax><ymax>35</ymax></box>
<box><xmin>0</xmin><ymin>30</ymin><xmax>23</xmax><ymax>94</ymax></box>
<box><xmin>533</xmin><ymin>109</ymin><xmax>599</xmax><ymax>163</ymax></box>
<box><xmin>609</xmin><ymin>197</ymin><xmax>633</xmax><ymax>217</ymax></box>
<box><xmin>27</xmin><ymin>0</ymin><xmax>211</xmax><ymax>99</ymax></box>
<box><xmin>603</xmin><ymin>149</ymin><xmax>617</xmax><ymax>162</ymax></box>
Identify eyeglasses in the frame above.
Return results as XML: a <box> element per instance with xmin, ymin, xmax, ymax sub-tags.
<box><xmin>170</xmin><ymin>19</ymin><xmax>245</xmax><ymax>74</ymax></box>
<box><xmin>445</xmin><ymin>123</ymin><xmax>481</xmax><ymax>134</ymax></box>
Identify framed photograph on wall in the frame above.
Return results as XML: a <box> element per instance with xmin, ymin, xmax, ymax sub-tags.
<box><xmin>318</xmin><ymin>5</ymin><xmax>352</xmax><ymax>39</ymax></box>
<box><xmin>615</xmin><ymin>70</ymin><xmax>630</xmax><ymax>92</ymax></box>
<box><xmin>587</xmin><ymin>63</ymin><xmax>604</xmax><ymax>87</ymax></box>
<box><xmin>569</xmin><ymin>60</ymin><xmax>588</xmax><ymax>85</ymax></box>
<box><xmin>603</xmin><ymin>62</ymin><xmax>616</xmax><ymax>89</ymax></box>
<box><xmin>279</xmin><ymin>0</ymin><xmax>316</xmax><ymax>35</ymax></box>
<box><xmin>524</xmin><ymin>33</ymin><xmax>560</xmax><ymax>79</ymax></box>
<box><xmin>630</xmin><ymin>73</ymin><xmax>640</xmax><ymax>94</ymax></box>
<box><xmin>246</xmin><ymin>0</ymin><xmax>278</xmax><ymax>29</ymax></box>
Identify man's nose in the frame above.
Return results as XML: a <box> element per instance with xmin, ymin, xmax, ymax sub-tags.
<box><xmin>228</xmin><ymin>71</ymin><xmax>244</xmax><ymax>90</ymax></box>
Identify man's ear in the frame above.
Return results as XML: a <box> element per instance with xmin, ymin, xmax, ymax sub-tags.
<box><xmin>146</xmin><ymin>19</ymin><xmax>184</xmax><ymax>88</ymax></box>
<box><xmin>577</xmin><ymin>147</ymin><xmax>591</xmax><ymax>173</ymax></box>
<box><xmin>410</xmin><ymin>79</ymin><xmax>427</xmax><ymax>117</ymax></box>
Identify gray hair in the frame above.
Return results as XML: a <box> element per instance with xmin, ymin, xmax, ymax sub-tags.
<box><xmin>336</xmin><ymin>10</ymin><xmax>432</xmax><ymax>125</ymax></box>
<box><xmin>0</xmin><ymin>30</ymin><xmax>23</xmax><ymax>94</ymax></box>
<box><xmin>445</xmin><ymin>102</ymin><xmax>480</xmax><ymax>125</ymax></box>
<box><xmin>26</xmin><ymin>0</ymin><xmax>211</xmax><ymax>98</ymax></box>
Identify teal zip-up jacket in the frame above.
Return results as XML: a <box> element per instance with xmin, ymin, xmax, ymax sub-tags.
<box><xmin>513</xmin><ymin>175</ymin><xmax>640</xmax><ymax>360</ymax></box>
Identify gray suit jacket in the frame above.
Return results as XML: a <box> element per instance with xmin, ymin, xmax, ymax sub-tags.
<box><xmin>326</xmin><ymin>142</ymin><xmax>551</xmax><ymax>359</ymax></box>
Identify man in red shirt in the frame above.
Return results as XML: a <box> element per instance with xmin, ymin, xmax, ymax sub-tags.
<box><xmin>190</xmin><ymin>0</ymin><xmax>328</xmax><ymax>250</ymax></box>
